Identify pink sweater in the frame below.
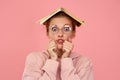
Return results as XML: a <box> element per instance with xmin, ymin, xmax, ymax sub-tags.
<box><xmin>22</xmin><ymin>51</ymin><xmax>94</xmax><ymax>80</ymax></box>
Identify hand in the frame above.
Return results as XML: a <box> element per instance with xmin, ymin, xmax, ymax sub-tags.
<box><xmin>62</xmin><ymin>38</ymin><xmax>73</xmax><ymax>58</ymax></box>
<box><xmin>47</xmin><ymin>40</ymin><xmax>58</xmax><ymax>60</ymax></box>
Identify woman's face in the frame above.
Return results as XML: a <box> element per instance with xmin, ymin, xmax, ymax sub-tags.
<box><xmin>48</xmin><ymin>17</ymin><xmax>75</xmax><ymax>49</ymax></box>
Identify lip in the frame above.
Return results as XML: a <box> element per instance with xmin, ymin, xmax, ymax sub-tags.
<box><xmin>56</xmin><ymin>39</ymin><xmax>64</xmax><ymax>44</ymax></box>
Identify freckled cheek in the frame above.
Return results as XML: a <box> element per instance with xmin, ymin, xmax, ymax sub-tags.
<box><xmin>63</xmin><ymin>34</ymin><xmax>71</xmax><ymax>40</ymax></box>
<box><xmin>48</xmin><ymin>33</ymin><xmax>57</xmax><ymax>40</ymax></box>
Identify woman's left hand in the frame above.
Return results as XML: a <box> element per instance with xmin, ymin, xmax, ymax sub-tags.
<box><xmin>62</xmin><ymin>38</ymin><xmax>73</xmax><ymax>58</ymax></box>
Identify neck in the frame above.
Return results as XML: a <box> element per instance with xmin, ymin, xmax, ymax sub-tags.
<box><xmin>57</xmin><ymin>49</ymin><xmax>63</xmax><ymax>58</ymax></box>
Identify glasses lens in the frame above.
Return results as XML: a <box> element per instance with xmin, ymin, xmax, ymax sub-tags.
<box><xmin>50</xmin><ymin>25</ymin><xmax>58</xmax><ymax>33</ymax></box>
<box><xmin>63</xmin><ymin>25</ymin><xmax>72</xmax><ymax>32</ymax></box>
<box><xmin>49</xmin><ymin>24</ymin><xmax>72</xmax><ymax>34</ymax></box>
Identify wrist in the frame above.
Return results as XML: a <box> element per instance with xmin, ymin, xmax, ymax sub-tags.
<box><xmin>62</xmin><ymin>52</ymin><xmax>70</xmax><ymax>58</ymax></box>
<box><xmin>62</xmin><ymin>55</ymin><xmax>69</xmax><ymax>58</ymax></box>
<box><xmin>51</xmin><ymin>56</ymin><xmax>58</xmax><ymax>60</ymax></box>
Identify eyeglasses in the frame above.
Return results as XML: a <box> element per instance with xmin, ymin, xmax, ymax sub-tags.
<box><xmin>49</xmin><ymin>24</ymin><xmax>73</xmax><ymax>34</ymax></box>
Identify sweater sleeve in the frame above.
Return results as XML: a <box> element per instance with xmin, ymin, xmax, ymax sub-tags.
<box><xmin>60</xmin><ymin>57</ymin><xmax>94</xmax><ymax>80</ymax></box>
<box><xmin>22</xmin><ymin>52</ymin><xmax>59</xmax><ymax>80</ymax></box>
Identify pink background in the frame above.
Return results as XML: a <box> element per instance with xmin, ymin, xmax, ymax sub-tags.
<box><xmin>0</xmin><ymin>0</ymin><xmax>120</xmax><ymax>80</ymax></box>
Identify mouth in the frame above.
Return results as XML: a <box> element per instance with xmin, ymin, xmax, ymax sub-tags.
<box><xmin>56</xmin><ymin>39</ymin><xmax>64</xmax><ymax>44</ymax></box>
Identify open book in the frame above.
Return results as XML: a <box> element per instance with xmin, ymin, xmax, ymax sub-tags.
<box><xmin>38</xmin><ymin>7</ymin><xmax>84</xmax><ymax>26</ymax></box>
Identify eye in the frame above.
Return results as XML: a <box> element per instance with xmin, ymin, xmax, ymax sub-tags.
<box><xmin>51</xmin><ymin>25</ymin><xmax>58</xmax><ymax>32</ymax></box>
<box><xmin>64</xmin><ymin>27</ymin><xmax>70</xmax><ymax>31</ymax></box>
<box><xmin>63</xmin><ymin>25</ymin><xmax>72</xmax><ymax>32</ymax></box>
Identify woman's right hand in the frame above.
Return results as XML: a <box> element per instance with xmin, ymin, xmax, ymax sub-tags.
<box><xmin>47</xmin><ymin>40</ymin><xmax>58</xmax><ymax>60</ymax></box>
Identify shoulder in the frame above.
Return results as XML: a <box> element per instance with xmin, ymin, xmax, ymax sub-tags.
<box><xmin>73</xmin><ymin>53</ymin><xmax>93</xmax><ymax>69</ymax></box>
<box><xmin>25</xmin><ymin>51</ymin><xmax>49</xmax><ymax>64</ymax></box>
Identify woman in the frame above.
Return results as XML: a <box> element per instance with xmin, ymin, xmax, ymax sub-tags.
<box><xmin>22</xmin><ymin>8</ymin><xmax>94</xmax><ymax>80</ymax></box>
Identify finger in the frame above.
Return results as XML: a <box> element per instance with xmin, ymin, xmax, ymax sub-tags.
<box><xmin>63</xmin><ymin>43</ymin><xmax>73</xmax><ymax>50</ymax></box>
<box><xmin>49</xmin><ymin>40</ymin><xmax>56</xmax><ymax>45</ymax></box>
<box><xmin>64</xmin><ymin>40</ymin><xmax>70</xmax><ymax>45</ymax></box>
<box><xmin>47</xmin><ymin>41</ymin><xmax>56</xmax><ymax>50</ymax></box>
<box><xmin>63</xmin><ymin>46</ymin><xmax>72</xmax><ymax>51</ymax></box>
<box><xmin>63</xmin><ymin>41</ymin><xmax>72</xmax><ymax>47</ymax></box>
<box><xmin>48</xmin><ymin>43</ymin><xmax>56</xmax><ymax>49</ymax></box>
<box><xmin>49</xmin><ymin>39</ymin><xmax>57</xmax><ymax>45</ymax></box>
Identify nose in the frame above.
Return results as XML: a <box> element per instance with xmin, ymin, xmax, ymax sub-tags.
<box><xmin>58</xmin><ymin>29</ymin><xmax>63</xmax><ymax>37</ymax></box>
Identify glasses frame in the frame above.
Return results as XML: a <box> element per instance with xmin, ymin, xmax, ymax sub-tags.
<box><xmin>49</xmin><ymin>24</ymin><xmax>73</xmax><ymax>34</ymax></box>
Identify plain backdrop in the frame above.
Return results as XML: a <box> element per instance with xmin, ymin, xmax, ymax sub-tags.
<box><xmin>0</xmin><ymin>0</ymin><xmax>120</xmax><ymax>80</ymax></box>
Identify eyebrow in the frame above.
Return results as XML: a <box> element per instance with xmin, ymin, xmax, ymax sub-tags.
<box><xmin>63</xmin><ymin>24</ymin><xmax>72</xmax><ymax>27</ymax></box>
<box><xmin>50</xmin><ymin>24</ymin><xmax>72</xmax><ymax>27</ymax></box>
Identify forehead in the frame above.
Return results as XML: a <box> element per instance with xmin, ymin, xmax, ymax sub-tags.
<box><xmin>49</xmin><ymin>17</ymin><xmax>72</xmax><ymax>27</ymax></box>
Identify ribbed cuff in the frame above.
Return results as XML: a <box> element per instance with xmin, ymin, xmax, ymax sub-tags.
<box><xmin>61</xmin><ymin>58</ymin><xmax>74</xmax><ymax>71</ymax></box>
<box><xmin>42</xmin><ymin>59</ymin><xmax>59</xmax><ymax>74</ymax></box>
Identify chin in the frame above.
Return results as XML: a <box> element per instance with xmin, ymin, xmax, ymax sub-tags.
<box><xmin>57</xmin><ymin>44</ymin><xmax>63</xmax><ymax>50</ymax></box>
